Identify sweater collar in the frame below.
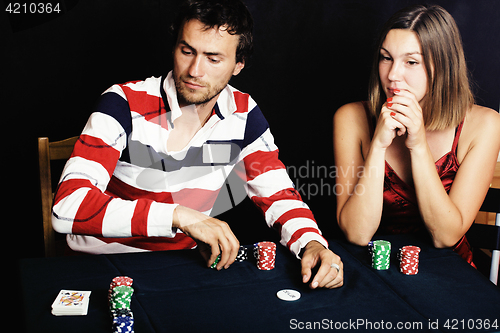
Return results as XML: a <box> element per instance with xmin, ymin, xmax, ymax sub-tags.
<box><xmin>161</xmin><ymin>70</ymin><xmax>237</xmax><ymax>124</ymax></box>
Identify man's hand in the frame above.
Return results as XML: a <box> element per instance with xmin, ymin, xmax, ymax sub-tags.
<box><xmin>301</xmin><ymin>241</ymin><xmax>344</xmax><ymax>289</ymax></box>
<box><xmin>173</xmin><ymin>205</ymin><xmax>239</xmax><ymax>270</ymax></box>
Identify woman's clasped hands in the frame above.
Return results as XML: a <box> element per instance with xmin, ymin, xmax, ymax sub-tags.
<box><xmin>375</xmin><ymin>89</ymin><xmax>426</xmax><ymax>151</ymax></box>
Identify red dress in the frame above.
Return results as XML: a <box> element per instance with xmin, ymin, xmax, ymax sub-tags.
<box><xmin>362</xmin><ymin>102</ymin><xmax>474</xmax><ymax>265</ymax></box>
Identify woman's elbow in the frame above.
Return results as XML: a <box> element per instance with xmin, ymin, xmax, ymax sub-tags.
<box><xmin>347</xmin><ymin>235</ymin><xmax>371</xmax><ymax>247</ymax></box>
<box><xmin>338</xmin><ymin>221</ymin><xmax>373</xmax><ymax>246</ymax></box>
<box><xmin>431</xmin><ymin>232</ymin><xmax>463</xmax><ymax>249</ymax></box>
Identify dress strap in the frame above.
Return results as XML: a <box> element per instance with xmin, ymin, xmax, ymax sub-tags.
<box><xmin>452</xmin><ymin>120</ymin><xmax>464</xmax><ymax>154</ymax></box>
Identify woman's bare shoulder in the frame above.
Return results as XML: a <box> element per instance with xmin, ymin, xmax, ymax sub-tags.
<box><xmin>460</xmin><ymin>105</ymin><xmax>500</xmax><ymax>160</ymax></box>
<box><xmin>334</xmin><ymin>101</ymin><xmax>368</xmax><ymax>121</ymax></box>
<box><xmin>333</xmin><ymin>101</ymin><xmax>372</xmax><ymax>133</ymax></box>
<box><xmin>333</xmin><ymin>101</ymin><xmax>373</xmax><ymax>156</ymax></box>
<box><xmin>465</xmin><ymin>105</ymin><xmax>500</xmax><ymax>136</ymax></box>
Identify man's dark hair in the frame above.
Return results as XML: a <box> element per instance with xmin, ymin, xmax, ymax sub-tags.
<box><xmin>170</xmin><ymin>0</ymin><xmax>254</xmax><ymax>64</ymax></box>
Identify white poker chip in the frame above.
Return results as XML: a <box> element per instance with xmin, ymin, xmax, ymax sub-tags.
<box><xmin>277</xmin><ymin>289</ymin><xmax>301</xmax><ymax>301</ymax></box>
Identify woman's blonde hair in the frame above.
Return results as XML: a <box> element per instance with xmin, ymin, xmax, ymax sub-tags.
<box><xmin>368</xmin><ymin>4</ymin><xmax>474</xmax><ymax>130</ymax></box>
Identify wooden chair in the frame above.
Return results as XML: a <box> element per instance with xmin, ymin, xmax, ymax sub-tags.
<box><xmin>38</xmin><ymin>136</ymin><xmax>79</xmax><ymax>257</ymax></box>
<box><xmin>466</xmin><ymin>187</ymin><xmax>500</xmax><ymax>285</ymax></box>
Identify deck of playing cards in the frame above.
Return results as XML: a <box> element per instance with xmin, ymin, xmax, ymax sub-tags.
<box><xmin>51</xmin><ymin>290</ymin><xmax>91</xmax><ymax>316</ymax></box>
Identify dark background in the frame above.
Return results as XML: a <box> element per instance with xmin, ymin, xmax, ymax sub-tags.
<box><xmin>2</xmin><ymin>0</ymin><xmax>499</xmax><ymax>265</ymax></box>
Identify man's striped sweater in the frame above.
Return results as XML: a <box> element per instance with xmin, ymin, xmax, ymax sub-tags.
<box><xmin>52</xmin><ymin>71</ymin><xmax>327</xmax><ymax>256</ymax></box>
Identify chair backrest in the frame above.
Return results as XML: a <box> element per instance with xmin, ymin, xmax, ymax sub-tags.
<box><xmin>466</xmin><ymin>187</ymin><xmax>500</xmax><ymax>285</ymax></box>
<box><xmin>480</xmin><ymin>188</ymin><xmax>500</xmax><ymax>215</ymax></box>
<box><xmin>467</xmin><ymin>188</ymin><xmax>500</xmax><ymax>250</ymax></box>
<box><xmin>38</xmin><ymin>136</ymin><xmax>79</xmax><ymax>257</ymax></box>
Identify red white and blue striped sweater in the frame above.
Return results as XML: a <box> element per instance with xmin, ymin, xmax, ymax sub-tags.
<box><xmin>52</xmin><ymin>72</ymin><xmax>327</xmax><ymax>256</ymax></box>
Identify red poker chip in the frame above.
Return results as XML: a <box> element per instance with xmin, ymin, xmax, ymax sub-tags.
<box><xmin>255</xmin><ymin>241</ymin><xmax>276</xmax><ymax>270</ymax></box>
<box><xmin>108</xmin><ymin>276</ymin><xmax>134</xmax><ymax>300</ymax></box>
<box><xmin>401</xmin><ymin>268</ymin><xmax>418</xmax><ymax>275</ymax></box>
<box><xmin>401</xmin><ymin>259</ymin><xmax>418</xmax><ymax>264</ymax></box>
<box><xmin>401</xmin><ymin>245</ymin><xmax>421</xmax><ymax>252</ymax></box>
<box><xmin>111</xmin><ymin>276</ymin><xmax>133</xmax><ymax>287</ymax></box>
<box><xmin>399</xmin><ymin>246</ymin><xmax>420</xmax><ymax>275</ymax></box>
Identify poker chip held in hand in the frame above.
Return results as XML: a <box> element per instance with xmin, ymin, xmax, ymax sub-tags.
<box><xmin>210</xmin><ymin>254</ymin><xmax>221</xmax><ymax>269</ymax></box>
<box><xmin>108</xmin><ymin>276</ymin><xmax>135</xmax><ymax>332</ymax></box>
<box><xmin>253</xmin><ymin>241</ymin><xmax>277</xmax><ymax>270</ymax></box>
<box><xmin>399</xmin><ymin>245</ymin><xmax>421</xmax><ymax>275</ymax></box>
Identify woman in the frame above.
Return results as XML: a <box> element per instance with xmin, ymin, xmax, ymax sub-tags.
<box><xmin>332</xmin><ymin>4</ymin><xmax>500</xmax><ymax>265</ymax></box>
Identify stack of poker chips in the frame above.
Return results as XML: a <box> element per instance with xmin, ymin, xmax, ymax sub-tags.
<box><xmin>108</xmin><ymin>276</ymin><xmax>134</xmax><ymax>333</ymax></box>
<box><xmin>210</xmin><ymin>246</ymin><xmax>250</xmax><ymax>268</ymax></box>
<box><xmin>253</xmin><ymin>241</ymin><xmax>277</xmax><ymax>270</ymax></box>
<box><xmin>399</xmin><ymin>245</ymin><xmax>421</xmax><ymax>275</ymax></box>
<box><xmin>235</xmin><ymin>245</ymin><xmax>248</xmax><ymax>262</ymax></box>
<box><xmin>369</xmin><ymin>240</ymin><xmax>391</xmax><ymax>270</ymax></box>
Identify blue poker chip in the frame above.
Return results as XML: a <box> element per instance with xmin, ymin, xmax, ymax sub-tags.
<box><xmin>112</xmin><ymin>316</ymin><xmax>134</xmax><ymax>332</ymax></box>
<box><xmin>236</xmin><ymin>246</ymin><xmax>248</xmax><ymax>262</ymax></box>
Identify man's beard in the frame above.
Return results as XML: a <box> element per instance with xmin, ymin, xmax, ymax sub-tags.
<box><xmin>174</xmin><ymin>73</ymin><xmax>228</xmax><ymax>107</ymax></box>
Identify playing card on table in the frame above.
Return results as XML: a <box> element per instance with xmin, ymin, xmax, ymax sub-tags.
<box><xmin>51</xmin><ymin>290</ymin><xmax>91</xmax><ymax>316</ymax></box>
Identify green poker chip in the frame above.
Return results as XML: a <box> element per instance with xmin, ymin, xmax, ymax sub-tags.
<box><xmin>109</xmin><ymin>285</ymin><xmax>133</xmax><ymax>310</ymax></box>
<box><xmin>210</xmin><ymin>254</ymin><xmax>221</xmax><ymax>269</ymax></box>
<box><xmin>371</xmin><ymin>240</ymin><xmax>391</xmax><ymax>270</ymax></box>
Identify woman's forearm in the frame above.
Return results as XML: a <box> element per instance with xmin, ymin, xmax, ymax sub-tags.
<box><xmin>337</xmin><ymin>145</ymin><xmax>387</xmax><ymax>245</ymax></box>
<box><xmin>410</xmin><ymin>145</ymin><xmax>465</xmax><ymax>247</ymax></box>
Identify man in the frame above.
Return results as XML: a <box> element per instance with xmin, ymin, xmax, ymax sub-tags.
<box><xmin>52</xmin><ymin>0</ymin><xmax>343</xmax><ymax>289</ymax></box>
